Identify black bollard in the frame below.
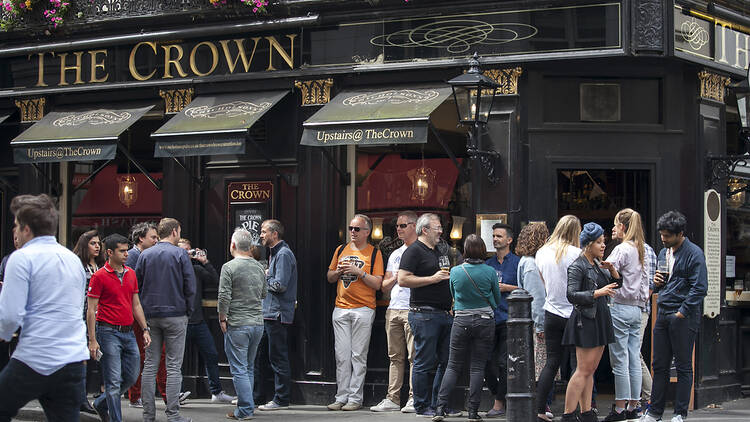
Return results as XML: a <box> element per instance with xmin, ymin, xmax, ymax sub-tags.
<box><xmin>506</xmin><ymin>288</ymin><xmax>536</xmax><ymax>422</ymax></box>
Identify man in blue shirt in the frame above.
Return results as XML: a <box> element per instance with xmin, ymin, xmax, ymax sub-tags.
<box><xmin>0</xmin><ymin>194</ymin><xmax>90</xmax><ymax>421</ymax></box>
<box><xmin>483</xmin><ymin>223</ymin><xmax>520</xmax><ymax>417</ymax></box>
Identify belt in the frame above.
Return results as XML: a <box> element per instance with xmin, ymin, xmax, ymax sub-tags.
<box><xmin>409</xmin><ymin>305</ymin><xmax>449</xmax><ymax>313</ymax></box>
<box><xmin>97</xmin><ymin>321</ymin><xmax>133</xmax><ymax>332</ymax></box>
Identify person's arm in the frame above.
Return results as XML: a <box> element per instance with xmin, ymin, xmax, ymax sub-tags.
<box><xmin>381</xmin><ymin>271</ymin><xmax>397</xmax><ymax>293</ymax></box>
<box><xmin>135</xmin><ymin>256</ymin><xmax>145</xmax><ymax>292</ymax></box>
<box><xmin>343</xmin><ymin>264</ymin><xmax>382</xmax><ymax>290</ymax></box>
<box><xmin>327</xmin><ymin>249</ymin><xmax>343</xmax><ymax>284</ymax></box>
<box><xmin>181</xmin><ymin>253</ymin><xmax>197</xmax><ymax>317</ymax></box>
<box><xmin>0</xmin><ymin>254</ymin><xmax>29</xmax><ymax>341</ymax></box>
<box><xmin>567</xmin><ymin>262</ymin><xmax>598</xmax><ymax>305</ymax></box>
<box><xmin>522</xmin><ymin>265</ymin><xmax>546</xmax><ymax>333</ymax></box>
<box><xmin>268</xmin><ymin>252</ymin><xmax>294</xmax><ymax>293</ymax></box>
<box><xmin>398</xmin><ymin>269</ymin><xmax>446</xmax><ymax>288</ymax></box>
<box><xmin>132</xmin><ymin>293</ymin><xmax>151</xmax><ymax>348</ymax></box>
<box><xmin>217</xmin><ymin>264</ymin><xmax>231</xmax><ymax>333</ymax></box>
<box><xmin>490</xmin><ymin>268</ymin><xmax>502</xmax><ymax>304</ymax></box>
<box><xmin>86</xmin><ymin>296</ymin><xmax>99</xmax><ymax>359</ymax></box>
<box><xmin>677</xmin><ymin>252</ymin><xmax>708</xmax><ymax>318</ymax></box>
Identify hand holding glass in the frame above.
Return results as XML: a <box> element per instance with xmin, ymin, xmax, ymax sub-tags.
<box><xmin>439</xmin><ymin>256</ymin><xmax>450</xmax><ymax>272</ymax></box>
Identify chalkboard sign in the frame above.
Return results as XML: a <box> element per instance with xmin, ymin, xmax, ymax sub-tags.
<box><xmin>232</xmin><ymin>205</ymin><xmax>265</xmax><ymax>246</ymax></box>
<box><xmin>226</xmin><ymin>181</ymin><xmax>273</xmax><ymax>261</ymax></box>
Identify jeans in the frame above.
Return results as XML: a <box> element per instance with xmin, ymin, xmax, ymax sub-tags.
<box><xmin>638</xmin><ymin>311</ymin><xmax>652</xmax><ymax>401</ymax></box>
<box><xmin>142</xmin><ymin>316</ymin><xmax>188</xmax><ymax>422</ymax></box>
<box><xmin>93</xmin><ymin>325</ymin><xmax>140</xmax><ymax>422</ymax></box>
<box><xmin>0</xmin><ymin>359</ymin><xmax>84</xmax><ymax>422</ymax></box>
<box><xmin>185</xmin><ymin>322</ymin><xmax>222</xmax><ymax>395</ymax></box>
<box><xmin>129</xmin><ymin>323</ymin><xmax>167</xmax><ymax>404</ymax></box>
<box><xmin>436</xmin><ymin>314</ymin><xmax>494</xmax><ymax>412</ymax></box>
<box><xmin>264</xmin><ymin>319</ymin><xmax>292</xmax><ymax>406</ymax></box>
<box><xmin>408</xmin><ymin>310</ymin><xmax>452</xmax><ymax>414</ymax></box>
<box><xmin>485</xmin><ymin>322</ymin><xmax>508</xmax><ymax>402</ymax></box>
<box><xmin>0</xmin><ymin>342</ymin><xmax>8</xmax><ymax>372</ymax></box>
<box><xmin>225</xmin><ymin>325</ymin><xmax>264</xmax><ymax>418</ymax></box>
<box><xmin>332</xmin><ymin>306</ymin><xmax>375</xmax><ymax>405</ymax></box>
<box><xmin>385</xmin><ymin>309</ymin><xmax>414</xmax><ymax>404</ymax></box>
<box><xmin>608</xmin><ymin>303</ymin><xmax>642</xmax><ymax>401</ymax></box>
<box><xmin>536</xmin><ymin>311</ymin><xmax>568</xmax><ymax>414</ymax></box>
<box><xmin>650</xmin><ymin>310</ymin><xmax>698</xmax><ymax>418</ymax></box>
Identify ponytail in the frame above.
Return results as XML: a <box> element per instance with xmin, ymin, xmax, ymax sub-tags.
<box><xmin>615</xmin><ymin>208</ymin><xmax>645</xmax><ymax>266</ymax></box>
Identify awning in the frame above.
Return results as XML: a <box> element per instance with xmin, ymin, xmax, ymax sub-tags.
<box><xmin>0</xmin><ymin>114</ymin><xmax>10</xmax><ymax>125</ymax></box>
<box><xmin>151</xmin><ymin>91</ymin><xmax>288</xmax><ymax>157</ymax></box>
<box><xmin>11</xmin><ymin>105</ymin><xmax>154</xmax><ymax>164</ymax></box>
<box><xmin>301</xmin><ymin>85</ymin><xmax>453</xmax><ymax>147</ymax></box>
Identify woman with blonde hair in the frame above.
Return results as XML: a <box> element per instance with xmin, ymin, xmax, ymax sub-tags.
<box><xmin>602</xmin><ymin>209</ymin><xmax>650</xmax><ymax>421</ymax></box>
<box><xmin>534</xmin><ymin>215</ymin><xmax>581</xmax><ymax>422</ymax></box>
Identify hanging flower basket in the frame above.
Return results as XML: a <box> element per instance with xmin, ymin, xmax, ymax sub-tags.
<box><xmin>1</xmin><ymin>0</ymin><xmax>69</xmax><ymax>30</ymax></box>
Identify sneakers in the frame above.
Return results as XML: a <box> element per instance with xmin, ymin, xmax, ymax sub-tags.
<box><xmin>342</xmin><ymin>402</ymin><xmax>362</xmax><ymax>411</ymax></box>
<box><xmin>179</xmin><ymin>391</ymin><xmax>191</xmax><ymax>404</ymax></box>
<box><xmin>432</xmin><ymin>406</ymin><xmax>446</xmax><ymax>422</ymax></box>
<box><xmin>603</xmin><ymin>407</ymin><xmax>627</xmax><ymax>422</ymax></box>
<box><xmin>129</xmin><ymin>398</ymin><xmax>143</xmax><ymax>408</ymax></box>
<box><xmin>417</xmin><ymin>408</ymin><xmax>436</xmax><ymax>418</ymax></box>
<box><xmin>580</xmin><ymin>410</ymin><xmax>598</xmax><ymax>422</ymax></box>
<box><xmin>93</xmin><ymin>400</ymin><xmax>109</xmax><ymax>422</ymax></box>
<box><xmin>401</xmin><ymin>398</ymin><xmax>416</xmax><ymax>413</ymax></box>
<box><xmin>212</xmin><ymin>391</ymin><xmax>236</xmax><ymax>404</ymax></box>
<box><xmin>446</xmin><ymin>408</ymin><xmax>463</xmax><ymax>417</ymax></box>
<box><xmin>226</xmin><ymin>412</ymin><xmax>253</xmax><ymax>420</ymax></box>
<box><xmin>546</xmin><ymin>405</ymin><xmax>555</xmax><ymax>420</ymax></box>
<box><xmin>626</xmin><ymin>408</ymin><xmax>642</xmax><ymax>421</ymax></box>
<box><xmin>485</xmin><ymin>408</ymin><xmax>505</xmax><ymax>418</ymax></box>
<box><xmin>639</xmin><ymin>413</ymin><xmax>660</xmax><ymax>422</ymax></box>
<box><xmin>370</xmin><ymin>398</ymin><xmax>401</xmax><ymax>412</ymax></box>
<box><xmin>468</xmin><ymin>410</ymin><xmax>483</xmax><ymax>422</ymax></box>
<box><xmin>327</xmin><ymin>401</ymin><xmax>345</xmax><ymax>411</ymax></box>
<box><xmin>670</xmin><ymin>416</ymin><xmax>684</xmax><ymax>422</ymax></box>
<box><xmin>258</xmin><ymin>400</ymin><xmax>289</xmax><ymax>411</ymax></box>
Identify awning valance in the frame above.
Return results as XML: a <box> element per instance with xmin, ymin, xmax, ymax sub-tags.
<box><xmin>301</xmin><ymin>85</ymin><xmax>453</xmax><ymax>147</ymax></box>
<box><xmin>11</xmin><ymin>105</ymin><xmax>154</xmax><ymax>164</ymax></box>
<box><xmin>151</xmin><ymin>90</ymin><xmax>288</xmax><ymax>157</ymax></box>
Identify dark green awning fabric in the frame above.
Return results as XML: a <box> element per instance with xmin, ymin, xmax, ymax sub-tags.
<box><xmin>301</xmin><ymin>86</ymin><xmax>453</xmax><ymax>147</ymax></box>
<box><xmin>11</xmin><ymin>105</ymin><xmax>154</xmax><ymax>164</ymax></box>
<box><xmin>151</xmin><ymin>91</ymin><xmax>288</xmax><ymax>157</ymax></box>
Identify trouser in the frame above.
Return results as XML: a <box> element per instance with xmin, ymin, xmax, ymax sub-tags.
<box><xmin>253</xmin><ymin>319</ymin><xmax>292</xmax><ymax>406</ymax></box>
<box><xmin>93</xmin><ymin>325</ymin><xmax>140</xmax><ymax>422</ymax></box>
<box><xmin>650</xmin><ymin>310</ymin><xmax>698</xmax><ymax>419</ymax></box>
<box><xmin>609</xmin><ymin>303</ymin><xmax>643</xmax><ymax>401</ymax></box>
<box><xmin>436</xmin><ymin>314</ymin><xmax>494</xmax><ymax>412</ymax></box>
<box><xmin>0</xmin><ymin>359</ymin><xmax>84</xmax><ymax>422</ymax></box>
<box><xmin>0</xmin><ymin>342</ymin><xmax>8</xmax><ymax>372</ymax></box>
<box><xmin>638</xmin><ymin>310</ymin><xmax>653</xmax><ymax>402</ymax></box>
<box><xmin>142</xmin><ymin>316</ymin><xmax>188</xmax><ymax>422</ymax></box>
<box><xmin>129</xmin><ymin>322</ymin><xmax>167</xmax><ymax>403</ymax></box>
<box><xmin>408</xmin><ymin>309</ymin><xmax>452</xmax><ymax>414</ymax></box>
<box><xmin>485</xmin><ymin>322</ymin><xmax>508</xmax><ymax>402</ymax></box>
<box><xmin>332</xmin><ymin>306</ymin><xmax>375</xmax><ymax>405</ymax></box>
<box><xmin>185</xmin><ymin>322</ymin><xmax>222</xmax><ymax>395</ymax></box>
<box><xmin>385</xmin><ymin>308</ymin><xmax>414</xmax><ymax>404</ymax></box>
<box><xmin>536</xmin><ymin>311</ymin><xmax>568</xmax><ymax>414</ymax></box>
<box><xmin>225</xmin><ymin>325</ymin><xmax>264</xmax><ymax>418</ymax></box>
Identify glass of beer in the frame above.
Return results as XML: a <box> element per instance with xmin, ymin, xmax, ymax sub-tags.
<box><xmin>657</xmin><ymin>259</ymin><xmax>669</xmax><ymax>281</ymax></box>
<box><xmin>439</xmin><ymin>256</ymin><xmax>450</xmax><ymax>272</ymax></box>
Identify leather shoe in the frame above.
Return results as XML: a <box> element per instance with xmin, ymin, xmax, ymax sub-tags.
<box><xmin>80</xmin><ymin>400</ymin><xmax>97</xmax><ymax>415</ymax></box>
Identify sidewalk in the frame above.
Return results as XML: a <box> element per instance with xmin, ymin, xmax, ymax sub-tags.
<box><xmin>13</xmin><ymin>395</ymin><xmax>750</xmax><ymax>421</ymax></box>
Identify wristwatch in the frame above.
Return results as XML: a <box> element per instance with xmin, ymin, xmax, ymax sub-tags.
<box><xmin>142</xmin><ymin>326</ymin><xmax>150</xmax><ymax>332</ymax></box>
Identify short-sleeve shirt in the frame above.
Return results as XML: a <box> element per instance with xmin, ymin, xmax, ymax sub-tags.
<box><xmin>88</xmin><ymin>262</ymin><xmax>139</xmax><ymax>326</ymax></box>
<box><xmin>386</xmin><ymin>244</ymin><xmax>410</xmax><ymax>310</ymax></box>
<box><xmin>328</xmin><ymin>243</ymin><xmax>384</xmax><ymax>309</ymax></box>
<box><xmin>399</xmin><ymin>240</ymin><xmax>452</xmax><ymax>310</ymax></box>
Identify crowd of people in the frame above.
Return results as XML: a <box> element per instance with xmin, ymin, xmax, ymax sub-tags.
<box><xmin>0</xmin><ymin>193</ymin><xmax>708</xmax><ymax>422</ymax></box>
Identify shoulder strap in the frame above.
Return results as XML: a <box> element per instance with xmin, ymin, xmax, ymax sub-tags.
<box><xmin>461</xmin><ymin>264</ymin><xmax>495</xmax><ymax>309</ymax></box>
<box><xmin>334</xmin><ymin>244</ymin><xmax>345</xmax><ymax>262</ymax></box>
<box><xmin>370</xmin><ymin>247</ymin><xmax>379</xmax><ymax>274</ymax></box>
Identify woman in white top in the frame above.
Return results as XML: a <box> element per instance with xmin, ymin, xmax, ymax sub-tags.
<box><xmin>534</xmin><ymin>215</ymin><xmax>581</xmax><ymax>422</ymax></box>
<box><xmin>603</xmin><ymin>208</ymin><xmax>650</xmax><ymax>421</ymax></box>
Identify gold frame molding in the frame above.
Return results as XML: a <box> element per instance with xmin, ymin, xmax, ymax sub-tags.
<box><xmin>484</xmin><ymin>68</ymin><xmax>523</xmax><ymax>95</ymax></box>
<box><xmin>698</xmin><ymin>70</ymin><xmax>730</xmax><ymax>102</ymax></box>
<box><xmin>15</xmin><ymin>97</ymin><xmax>46</xmax><ymax>122</ymax></box>
<box><xmin>159</xmin><ymin>88</ymin><xmax>194</xmax><ymax>114</ymax></box>
<box><xmin>295</xmin><ymin>78</ymin><xmax>334</xmax><ymax>106</ymax></box>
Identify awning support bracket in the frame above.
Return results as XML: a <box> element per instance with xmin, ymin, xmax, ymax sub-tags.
<box><xmin>72</xmin><ymin>160</ymin><xmax>112</xmax><ymax>193</ymax></box>
<box><xmin>320</xmin><ymin>147</ymin><xmax>350</xmax><ymax>186</ymax></box>
<box><xmin>116</xmin><ymin>142</ymin><xmax>162</xmax><ymax>191</ymax></box>
<box><xmin>246</xmin><ymin>136</ymin><xmax>299</xmax><ymax>187</ymax></box>
<box><xmin>429</xmin><ymin>123</ymin><xmax>468</xmax><ymax>178</ymax></box>
<box><xmin>31</xmin><ymin>163</ymin><xmax>61</xmax><ymax>197</ymax></box>
<box><xmin>171</xmin><ymin>157</ymin><xmax>205</xmax><ymax>188</ymax></box>
<box><xmin>358</xmin><ymin>152</ymin><xmax>388</xmax><ymax>186</ymax></box>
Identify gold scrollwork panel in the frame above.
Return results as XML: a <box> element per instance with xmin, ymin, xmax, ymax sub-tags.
<box><xmin>295</xmin><ymin>78</ymin><xmax>334</xmax><ymax>106</ymax></box>
<box><xmin>15</xmin><ymin>97</ymin><xmax>46</xmax><ymax>122</ymax></box>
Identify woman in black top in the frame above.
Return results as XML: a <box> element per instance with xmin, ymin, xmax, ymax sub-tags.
<box><xmin>560</xmin><ymin>223</ymin><xmax>620</xmax><ymax>422</ymax></box>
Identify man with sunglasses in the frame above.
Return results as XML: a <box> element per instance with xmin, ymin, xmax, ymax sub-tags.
<box><xmin>370</xmin><ymin>211</ymin><xmax>418</xmax><ymax>413</ymax></box>
<box><xmin>326</xmin><ymin>214</ymin><xmax>384</xmax><ymax>411</ymax></box>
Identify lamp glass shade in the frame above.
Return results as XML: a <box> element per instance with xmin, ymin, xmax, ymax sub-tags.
<box><xmin>118</xmin><ymin>175</ymin><xmax>138</xmax><ymax>208</ymax></box>
<box><xmin>728</xmin><ymin>178</ymin><xmax>747</xmax><ymax>209</ymax></box>
<box><xmin>372</xmin><ymin>217</ymin><xmax>384</xmax><ymax>240</ymax></box>
<box><xmin>450</xmin><ymin>216</ymin><xmax>466</xmax><ymax>240</ymax></box>
<box><xmin>738</xmin><ymin>93</ymin><xmax>749</xmax><ymax>129</ymax></box>
<box><xmin>451</xmin><ymin>85</ymin><xmax>473</xmax><ymax>124</ymax></box>
<box><xmin>477</xmin><ymin>88</ymin><xmax>497</xmax><ymax>123</ymax></box>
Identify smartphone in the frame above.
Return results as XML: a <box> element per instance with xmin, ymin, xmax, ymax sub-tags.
<box><xmin>95</xmin><ymin>349</ymin><xmax>103</xmax><ymax>361</ymax></box>
<box><xmin>612</xmin><ymin>279</ymin><xmax>623</xmax><ymax>289</ymax></box>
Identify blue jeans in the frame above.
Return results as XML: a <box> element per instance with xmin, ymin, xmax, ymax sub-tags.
<box><xmin>225</xmin><ymin>325</ymin><xmax>264</xmax><ymax>418</ymax></box>
<box><xmin>0</xmin><ymin>359</ymin><xmax>84</xmax><ymax>422</ymax></box>
<box><xmin>93</xmin><ymin>325</ymin><xmax>140</xmax><ymax>422</ymax></box>
<box><xmin>264</xmin><ymin>319</ymin><xmax>291</xmax><ymax>406</ymax></box>
<box><xmin>608</xmin><ymin>303</ymin><xmax>642</xmax><ymax>401</ymax></box>
<box><xmin>408</xmin><ymin>310</ymin><xmax>452</xmax><ymax>414</ymax></box>
<box><xmin>185</xmin><ymin>322</ymin><xmax>222</xmax><ymax>395</ymax></box>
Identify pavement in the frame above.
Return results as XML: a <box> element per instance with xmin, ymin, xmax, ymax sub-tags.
<box><xmin>11</xmin><ymin>395</ymin><xmax>750</xmax><ymax>421</ymax></box>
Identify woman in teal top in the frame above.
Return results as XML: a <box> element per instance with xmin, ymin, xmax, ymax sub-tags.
<box><xmin>433</xmin><ymin>234</ymin><xmax>501</xmax><ymax>422</ymax></box>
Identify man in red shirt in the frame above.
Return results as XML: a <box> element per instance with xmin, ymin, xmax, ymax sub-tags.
<box><xmin>87</xmin><ymin>234</ymin><xmax>151</xmax><ymax>422</ymax></box>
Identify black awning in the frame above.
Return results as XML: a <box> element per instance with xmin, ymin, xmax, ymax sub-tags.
<box><xmin>151</xmin><ymin>91</ymin><xmax>288</xmax><ymax>157</ymax></box>
<box><xmin>11</xmin><ymin>106</ymin><xmax>154</xmax><ymax>164</ymax></box>
<box><xmin>0</xmin><ymin>114</ymin><xmax>10</xmax><ymax>125</ymax></box>
<box><xmin>300</xmin><ymin>85</ymin><xmax>453</xmax><ymax>147</ymax></box>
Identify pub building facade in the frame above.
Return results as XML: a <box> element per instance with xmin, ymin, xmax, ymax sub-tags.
<box><xmin>1</xmin><ymin>0</ymin><xmax>749</xmax><ymax>408</ymax></box>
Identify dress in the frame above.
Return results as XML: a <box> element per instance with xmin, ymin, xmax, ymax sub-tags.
<box><xmin>562</xmin><ymin>256</ymin><xmax>615</xmax><ymax>348</ymax></box>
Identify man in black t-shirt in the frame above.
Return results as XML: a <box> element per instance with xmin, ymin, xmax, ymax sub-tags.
<box><xmin>398</xmin><ymin>213</ymin><xmax>454</xmax><ymax>417</ymax></box>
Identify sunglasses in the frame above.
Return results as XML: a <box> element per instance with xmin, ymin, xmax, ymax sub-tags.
<box><xmin>348</xmin><ymin>226</ymin><xmax>365</xmax><ymax>232</ymax></box>
<box><xmin>397</xmin><ymin>222</ymin><xmax>415</xmax><ymax>229</ymax></box>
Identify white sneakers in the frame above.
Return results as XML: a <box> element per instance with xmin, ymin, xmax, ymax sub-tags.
<box><xmin>639</xmin><ymin>413</ymin><xmax>659</xmax><ymax>422</ymax></box>
<box><xmin>401</xmin><ymin>398</ymin><xmax>416</xmax><ymax>413</ymax></box>
<box><xmin>670</xmin><ymin>416</ymin><xmax>684</xmax><ymax>422</ymax></box>
<box><xmin>370</xmin><ymin>398</ymin><xmax>401</xmax><ymax>412</ymax></box>
<box><xmin>211</xmin><ymin>391</ymin><xmax>236</xmax><ymax>404</ymax></box>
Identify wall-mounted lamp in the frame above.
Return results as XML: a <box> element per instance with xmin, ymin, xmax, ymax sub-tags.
<box><xmin>727</xmin><ymin>178</ymin><xmax>747</xmax><ymax>209</ymax></box>
<box><xmin>450</xmin><ymin>216</ymin><xmax>466</xmax><ymax>241</ymax></box>
<box><xmin>372</xmin><ymin>217</ymin><xmax>384</xmax><ymax>241</ymax></box>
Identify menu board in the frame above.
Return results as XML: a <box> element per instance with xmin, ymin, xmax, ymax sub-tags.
<box><xmin>703</xmin><ymin>190</ymin><xmax>721</xmax><ymax>318</ymax></box>
<box><xmin>226</xmin><ymin>181</ymin><xmax>273</xmax><ymax>261</ymax></box>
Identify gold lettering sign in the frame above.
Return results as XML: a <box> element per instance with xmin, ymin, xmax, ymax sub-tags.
<box><xmin>228</xmin><ymin>181</ymin><xmax>273</xmax><ymax>204</ymax></box>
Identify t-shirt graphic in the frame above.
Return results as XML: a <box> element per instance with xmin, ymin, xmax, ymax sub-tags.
<box><xmin>328</xmin><ymin>243</ymin><xmax>384</xmax><ymax>309</ymax></box>
<box><xmin>340</xmin><ymin>255</ymin><xmax>366</xmax><ymax>288</ymax></box>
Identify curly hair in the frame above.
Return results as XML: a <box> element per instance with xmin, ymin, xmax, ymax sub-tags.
<box><xmin>515</xmin><ymin>222</ymin><xmax>549</xmax><ymax>257</ymax></box>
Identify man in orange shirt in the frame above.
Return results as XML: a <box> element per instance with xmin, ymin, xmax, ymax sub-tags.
<box><xmin>326</xmin><ymin>214</ymin><xmax>384</xmax><ymax>411</ymax></box>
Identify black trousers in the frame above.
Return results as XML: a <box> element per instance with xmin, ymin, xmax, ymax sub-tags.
<box><xmin>484</xmin><ymin>322</ymin><xmax>508</xmax><ymax>402</ymax></box>
<box><xmin>650</xmin><ymin>310</ymin><xmax>697</xmax><ymax>418</ymax></box>
<box><xmin>536</xmin><ymin>311</ymin><xmax>569</xmax><ymax>414</ymax></box>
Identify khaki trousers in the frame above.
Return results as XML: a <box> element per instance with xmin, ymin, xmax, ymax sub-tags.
<box><xmin>385</xmin><ymin>308</ymin><xmax>414</xmax><ymax>404</ymax></box>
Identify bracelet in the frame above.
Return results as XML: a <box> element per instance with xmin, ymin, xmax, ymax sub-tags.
<box><xmin>142</xmin><ymin>327</ymin><xmax>150</xmax><ymax>332</ymax></box>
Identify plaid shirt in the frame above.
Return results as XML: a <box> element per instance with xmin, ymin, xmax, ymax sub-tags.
<box><xmin>643</xmin><ymin>243</ymin><xmax>657</xmax><ymax>312</ymax></box>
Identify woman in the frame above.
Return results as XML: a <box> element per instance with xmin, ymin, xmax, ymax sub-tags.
<box><xmin>561</xmin><ymin>223</ymin><xmax>619</xmax><ymax>422</ymax></box>
<box><xmin>433</xmin><ymin>234</ymin><xmax>501</xmax><ymax>422</ymax></box>
<box><xmin>73</xmin><ymin>229</ymin><xmax>105</xmax><ymax>415</ymax></box>
<box><xmin>515</xmin><ymin>222</ymin><xmax>553</xmax><ymax>418</ymax></box>
<box><xmin>603</xmin><ymin>209</ymin><xmax>649</xmax><ymax>422</ymax></box>
<box><xmin>534</xmin><ymin>215</ymin><xmax>581</xmax><ymax>422</ymax></box>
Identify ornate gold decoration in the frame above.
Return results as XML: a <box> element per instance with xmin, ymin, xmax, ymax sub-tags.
<box><xmin>698</xmin><ymin>70</ymin><xmax>730</xmax><ymax>102</ymax></box>
<box><xmin>159</xmin><ymin>88</ymin><xmax>194</xmax><ymax>114</ymax></box>
<box><xmin>295</xmin><ymin>78</ymin><xmax>334</xmax><ymax>106</ymax></box>
<box><xmin>484</xmin><ymin>67</ymin><xmax>523</xmax><ymax>95</ymax></box>
<box><xmin>14</xmin><ymin>97</ymin><xmax>46</xmax><ymax>122</ymax></box>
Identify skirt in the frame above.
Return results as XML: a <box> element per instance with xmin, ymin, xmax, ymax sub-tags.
<box><xmin>562</xmin><ymin>297</ymin><xmax>614</xmax><ymax>348</ymax></box>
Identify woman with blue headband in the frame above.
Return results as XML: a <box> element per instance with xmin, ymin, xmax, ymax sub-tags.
<box><xmin>560</xmin><ymin>222</ymin><xmax>620</xmax><ymax>422</ymax></box>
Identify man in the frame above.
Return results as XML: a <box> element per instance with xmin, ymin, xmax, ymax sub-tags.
<box><xmin>0</xmin><ymin>194</ymin><xmax>90</xmax><ymax>421</ymax></box>
<box><xmin>136</xmin><ymin>218</ymin><xmax>196</xmax><ymax>422</ymax></box>
<box><xmin>398</xmin><ymin>213</ymin><xmax>454</xmax><ymax>418</ymax></box>
<box><xmin>0</xmin><ymin>235</ymin><xmax>19</xmax><ymax>373</ymax></box>
<box><xmin>638</xmin><ymin>242</ymin><xmax>657</xmax><ymax>412</ymax></box>
<box><xmin>256</xmin><ymin>220</ymin><xmax>297</xmax><ymax>411</ymax></box>
<box><xmin>177</xmin><ymin>238</ymin><xmax>235</xmax><ymax>404</ymax></box>
<box><xmin>483</xmin><ymin>223</ymin><xmax>520</xmax><ymax>417</ymax></box>
<box><xmin>641</xmin><ymin>211</ymin><xmax>707</xmax><ymax>422</ymax></box>
<box><xmin>126</xmin><ymin>222</ymin><xmax>170</xmax><ymax>408</ymax></box>
<box><xmin>326</xmin><ymin>214</ymin><xmax>384</xmax><ymax>411</ymax></box>
<box><xmin>218</xmin><ymin>229</ymin><xmax>267</xmax><ymax>420</ymax></box>
<box><xmin>87</xmin><ymin>234</ymin><xmax>152</xmax><ymax>422</ymax></box>
<box><xmin>370</xmin><ymin>211</ymin><xmax>418</xmax><ymax>413</ymax></box>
